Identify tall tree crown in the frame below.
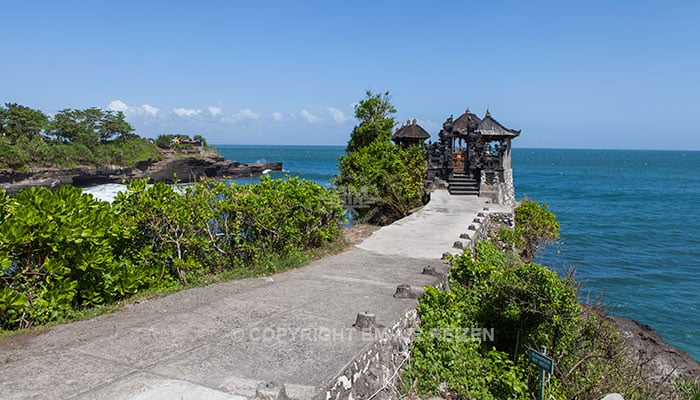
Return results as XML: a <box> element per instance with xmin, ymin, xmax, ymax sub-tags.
<box><xmin>345</xmin><ymin>90</ymin><xmax>396</xmax><ymax>153</ymax></box>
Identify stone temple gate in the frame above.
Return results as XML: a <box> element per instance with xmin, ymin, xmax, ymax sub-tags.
<box><xmin>423</xmin><ymin>108</ymin><xmax>521</xmax><ymax>206</ymax></box>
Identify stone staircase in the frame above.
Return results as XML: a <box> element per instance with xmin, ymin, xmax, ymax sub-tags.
<box><xmin>448</xmin><ymin>173</ymin><xmax>479</xmax><ymax>195</ymax></box>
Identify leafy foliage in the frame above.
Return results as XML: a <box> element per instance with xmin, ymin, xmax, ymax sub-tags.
<box><xmin>402</xmin><ymin>202</ymin><xmax>658</xmax><ymax>400</ymax></box>
<box><xmin>335</xmin><ymin>91</ymin><xmax>427</xmax><ymax>225</ymax></box>
<box><xmin>345</xmin><ymin>91</ymin><xmax>396</xmax><ymax>152</ymax></box>
<box><xmin>47</xmin><ymin>107</ymin><xmax>135</xmax><ymax>144</ymax></box>
<box><xmin>0</xmin><ymin>177</ymin><xmax>345</xmax><ymax>330</ymax></box>
<box><xmin>0</xmin><ymin>187</ymin><xmax>126</xmax><ymax>328</ymax></box>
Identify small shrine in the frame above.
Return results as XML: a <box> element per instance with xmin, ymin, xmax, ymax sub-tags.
<box><xmin>391</xmin><ymin>119</ymin><xmax>431</xmax><ymax>148</ymax></box>
<box><xmin>425</xmin><ymin>107</ymin><xmax>521</xmax><ymax>205</ymax></box>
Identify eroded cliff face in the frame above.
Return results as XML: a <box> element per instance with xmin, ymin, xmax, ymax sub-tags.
<box><xmin>0</xmin><ymin>151</ymin><xmax>282</xmax><ymax>194</ymax></box>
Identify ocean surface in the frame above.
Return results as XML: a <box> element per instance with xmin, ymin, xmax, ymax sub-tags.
<box><xmin>85</xmin><ymin>145</ymin><xmax>699</xmax><ymax>361</ymax></box>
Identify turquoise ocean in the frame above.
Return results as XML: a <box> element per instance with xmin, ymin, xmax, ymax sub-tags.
<box><xmin>217</xmin><ymin>145</ymin><xmax>700</xmax><ymax>361</ymax></box>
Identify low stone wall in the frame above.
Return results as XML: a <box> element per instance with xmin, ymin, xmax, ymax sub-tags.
<box><xmin>490</xmin><ymin>212</ymin><xmax>514</xmax><ymax>227</ymax></box>
<box><xmin>321</xmin><ymin>309</ymin><xmax>420</xmax><ymax>400</ymax></box>
<box><xmin>450</xmin><ymin>207</ymin><xmax>514</xmax><ymax>255</ymax></box>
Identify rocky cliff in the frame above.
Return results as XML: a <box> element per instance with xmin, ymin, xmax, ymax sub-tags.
<box><xmin>0</xmin><ymin>149</ymin><xmax>282</xmax><ymax>194</ymax></box>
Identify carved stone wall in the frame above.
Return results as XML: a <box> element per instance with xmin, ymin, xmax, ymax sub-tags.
<box><xmin>321</xmin><ymin>309</ymin><xmax>420</xmax><ymax>400</ymax></box>
<box><xmin>478</xmin><ymin>168</ymin><xmax>515</xmax><ymax>206</ymax></box>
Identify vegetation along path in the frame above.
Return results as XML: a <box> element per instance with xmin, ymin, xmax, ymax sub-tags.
<box><xmin>0</xmin><ymin>190</ymin><xmax>500</xmax><ymax>400</ymax></box>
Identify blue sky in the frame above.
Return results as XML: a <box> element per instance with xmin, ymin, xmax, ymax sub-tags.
<box><xmin>2</xmin><ymin>1</ymin><xmax>698</xmax><ymax>149</ymax></box>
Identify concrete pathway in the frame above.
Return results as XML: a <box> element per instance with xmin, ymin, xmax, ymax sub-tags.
<box><xmin>0</xmin><ymin>190</ymin><xmax>509</xmax><ymax>400</ymax></box>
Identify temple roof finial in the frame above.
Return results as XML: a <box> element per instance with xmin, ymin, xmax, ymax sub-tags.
<box><xmin>466</xmin><ymin>107</ymin><xmax>470</xmax><ymax>114</ymax></box>
<box><xmin>412</xmin><ymin>118</ymin><xmax>417</xmax><ymax>125</ymax></box>
<box><xmin>485</xmin><ymin>108</ymin><xmax>491</xmax><ymax>118</ymax></box>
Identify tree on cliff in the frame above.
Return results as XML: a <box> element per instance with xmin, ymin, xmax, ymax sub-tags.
<box><xmin>48</xmin><ymin>108</ymin><xmax>135</xmax><ymax>147</ymax></box>
<box><xmin>0</xmin><ymin>103</ymin><xmax>158</xmax><ymax>169</ymax></box>
<box><xmin>335</xmin><ymin>90</ymin><xmax>427</xmax><ymax>225</ymax></box>
<box><xmin>0</xmin><ymin>103</ymin><xmax>49</xmax><ymax>141</ymax></box>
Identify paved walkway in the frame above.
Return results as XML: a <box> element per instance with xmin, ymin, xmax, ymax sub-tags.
<box><xmin>0</xmin><ymin>190</ymin><xmax>509</xmax><ymax>400</ymax></box>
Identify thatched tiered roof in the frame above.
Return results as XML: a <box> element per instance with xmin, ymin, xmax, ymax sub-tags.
<box><xmin>477</xmin><ymin>110</ymin><xmax>521</xmax><ymax>138</ymax></box>
<box><xmin>452</xmin><ymin>107</ymin><xmax>482</xmax><ymax>134</ymax></box>
<box><xmin>451</xmin><ymin>108</ymin><xmax>520</xmax><ymax>138</ymax></box>
<box><xmin>392</xmin><ymin>119</ymin><xmax>430</xmax><ymax>144</ymax></box>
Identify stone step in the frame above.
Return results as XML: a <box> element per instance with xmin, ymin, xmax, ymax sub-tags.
<box><xmin>448</xmin><ymin>173</ymin><xmax>479</xmax><ymax>196</ymax></box>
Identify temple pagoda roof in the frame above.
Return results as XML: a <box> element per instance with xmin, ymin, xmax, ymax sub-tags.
<box><xmin>477</xmin><ymin>109</ymin><xmax>521</xmax><ymax>138</ymax></box>
<box><xmin>392</xmin><ymin>119</ymin><xmax>430</xmax><ymax>141</ymax></box>
<box><xmin>452</xmin><ymin>107</ymin><xmax>482</xmax><ymax>133</ymax></box>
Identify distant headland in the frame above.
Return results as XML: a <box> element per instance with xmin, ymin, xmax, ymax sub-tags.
<box><xmin>0</xmin><ymin>103</ymin><xmax>281</xmax><ymax>194</ymax></box>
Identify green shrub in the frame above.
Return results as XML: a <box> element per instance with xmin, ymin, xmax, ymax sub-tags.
<box><xmin>499</xmin><ymin>199</ymin><xmax>560</xmax><ymax>262</ymax></box>
<box><xmin>0</xmin><ymin>186</ymin><xmax>129</xmax><ymax>328</ymax></box>
<box><xmin>112</xmin><ymin>176</ymin><xmax>345</xmax><ymax>283</ymax></box>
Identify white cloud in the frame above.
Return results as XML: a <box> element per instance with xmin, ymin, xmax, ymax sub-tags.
<box><xmin>142</xmin><ymin>104</ymin><xmax>159</xmax><ymax>115</ymax></box>
<box><xmin>208</xmin><ymin>106</ymin><xmax>222</xmax><ymax>116</ymax></box>
<box><xmin>324</xmin><ymin>107</ymin><xmax>349</xmax><ymax>124</ymax></box>
<box><xmin>300</xmin><ymin>110</ymin><xmax>319</xmax><ymax>123</ymax></box>
<box><xmin>174</xmin><ymin>108</ymin><xmax>202</xmax><ymax>117</ymax></box>
<box><xmin>232</xmin><ymin>108</ymin><xmax>260</xmax><ymax>122</ymax></box>
<box><xmin>271</xmin><ymin>112</ymin><xmax>284</xmax><ymax>122</ymax></box>
<box><xmin>108</xmin><ymin>99</ymin><xmax>129</xmax><ymax>112</ymax></box>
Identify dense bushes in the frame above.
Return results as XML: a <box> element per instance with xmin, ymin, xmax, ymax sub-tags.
<box><xmin>113</xmin><ymin>176</ymin><xmax>345</xmax><ymax>283</ymax></box>
<box><xmin>0</xmin><ymin>136</ymin><xmax>162</xmax><ymax>169</ymax></box>
<box><xmin>0</xmin><ymin>103</ymin><xmax>161</xmax><ymax>169</ymax></box>
<box><xmin>0</xmin><ymin>186</ymin><xmax>124</xmax><ymax>328</ymax></box>
<box><xmin>0</xmin><ymin>177</ymin><xmax>345</xmax><ymax>330</ymax></box>
<box><xmin>401</xmin><ymin>201</ymin><xmax>658</xmax><ymax>399</ymax></box>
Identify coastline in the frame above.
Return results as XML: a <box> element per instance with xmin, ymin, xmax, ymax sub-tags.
<box><xmin>608</xmin><ymin>314</ymin><xmax>700</xmax><ymax>383</ymax></box>
<box><xmin>0</xmin><ymin>149</ymin><xmax>282</xmax><ymax>195</ymax></box>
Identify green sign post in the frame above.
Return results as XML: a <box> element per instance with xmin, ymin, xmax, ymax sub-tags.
<box><xmin>529</xmin><ymin>346</ymin><xmax>554</xmax><ymax>400</ymax></box>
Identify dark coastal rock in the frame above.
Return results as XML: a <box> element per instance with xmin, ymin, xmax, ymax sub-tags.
<box><xmin>0</xmin><ymin>153</ymin><xmax>283</xmax><ymax>194</ymax></box>
<box><xmin>609</xmin><ymin>315</ymin><xmax>700</xmax><ymax>383</ymax></box>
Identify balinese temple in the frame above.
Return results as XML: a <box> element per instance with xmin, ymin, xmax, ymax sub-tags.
<box><xmin>391</xmin><ymin>119</ymin><xmax>430</xmax><ymax>148</ymax></box>
<box><xmin>426</xmin><ymin>108</ymin><xmax>520</xmax><ymax>206</ymax></box>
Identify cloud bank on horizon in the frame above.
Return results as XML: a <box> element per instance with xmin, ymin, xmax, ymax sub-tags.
<box><xmin>104</xmin><ymin>98</ymin><xmax>352</xmax><ymax>144</ymax></box>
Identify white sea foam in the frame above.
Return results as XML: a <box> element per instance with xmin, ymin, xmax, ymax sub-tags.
<box><xmin>82</xmin><ymin>184</ymin><xmax>127</xmax><ymax>203</ymax></box>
